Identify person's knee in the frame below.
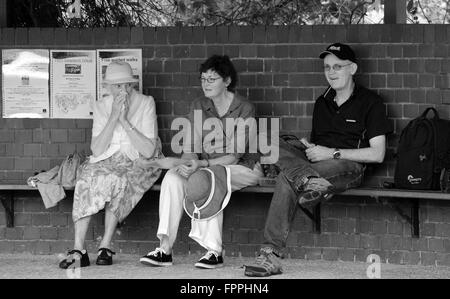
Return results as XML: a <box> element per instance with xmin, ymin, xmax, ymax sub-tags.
<box><xmin>161</xmin><ymin>168</ymin><xmax>185</xmax><ymax>187</ymax></box>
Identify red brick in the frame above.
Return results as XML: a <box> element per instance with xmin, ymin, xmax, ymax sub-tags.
<box><xmin>35</xmin><ymin>241</ymin><xmax>51</xmax><ymax>255</ymax></box>
<box><xmin>14</xmin><ymin>241</ymin><xmax>36</xmax><ymax>253</ymax></box>
<box><xmin>32</xmin><ymin>214</ymin><xmax>50</xmax><ymax>226</ymax></box>
<box><xmin>205</xmin><ymin>46</ymin><xmax>223</xmax><ymax>58</ymax></box>
<box><xmin>173</xmin><ymin>45</ymin><xmax>189</xmax><ymax>58</ymax></box>
<box><xmin>403</xmin><ymin>74</ymin><xmax>418</xmax><ymax>88</ymax></box>
<box><xmin>425</xmin><ymin>59</ymin><xmax>441</xmax><ymax>73</ymax></box>
<box><xmin>0</xmin><ymin>157</ymin><xmax>14</xmax><ymax>170</ymax></box>
<box><xmin>216</xmin><ymin>26</ymin><xmax>228</xmax><ymax>43</ymax></box>
<box><xmin>14</xmin><ymin>130</ymin><xmax>33</xmax><ymax>143</ymax></box>
<box><xmin>387</xmin><ymin>45</ymin><xmax>402</xmax><ymax>58</ymax></box>
<box><xmin>167</xmin><ymin>26</ymin><xmax>181</xmax><ymax>44</ymax></box>
<box><xmin>204</xmin><ymin>27</ymin><xmax>217</xmax><ymax>44</ymax></box>
<box><xmin>0</xmin><ymin>241</ymin><xmax>14</xmax><ymax>253</ymax></box>
<box><xmin>274</xmin><ymin>45</ymin><xmax>289</xmax><ymax>58</ymax></box>
<box><xmin>23</xmin><ymin>227</ymin><xmax>40</xmax><ymax>240</ymax></box>
<box><xmin>33</xmin><ymin>158</ymin><xmax>50</xmax><ymax>171</ymax></box>
<box><xmin>14</xmin><ymin>158</ymin><xmax>32</xmax><ymax>170</ymax></box>
<box><xmin>14</xmin><ymin>28</ymin><xmax>28</xmax><ymax>45</ymax></box>
<box><xmin>145</xmin><ymin>62</ymin><xmax>163</xmax><ymax>75</ymax></box>
<box><xmin>322</xmin><ymin>248</ymin><xmax>339</xmax><ymax>261</ymax></box>
<box><xmin>181</xmin><ymin>60</ymin><xmax>200</xmax><ymax>72</ymax></box>
<box><xmin>426</xmin><ymin>90</ymin><xmax>442</xmax><ymax>104</ymax></box>
<box><xmin>0</xmin><ymin>28</ymin><xmax>15</xmax><ymax>45</ymax></box>
<box><xmin>386</xmin><ymin>221</ymin><xmax>403</xmax><ymax>235</ymax></box>
<box><xmin>5</xmin><ymin>227</ymin><xmax>23</xmax><ymax>240</ymax></box>
<box><xmin>338</xmin><ymin>249</ymin><xmax>355</xmax><ymax>262</ymax></box>
<box><xmin>305</xmin><ymin>248</ymin><xmax>322</xmax><ymax>260</ymax></box>
<box><xmin>23</xmin><ymin>144</ymin><xmax>41</xmax><ymax>157</ymax></box>
<box><xmin>129</xmin><ymin>27</ymin><xmax>143</xmax><ymax>45</ymax></box>
<box><xmin>40</xmin><ymin>227</ymin><xmax>58</xmax><ymax>240</ymax></box>
<box><xmin>247</xmin><ymin>59</ymin><xmax>263</xmax><ymax>72</ymax></box>
<box><xmin>14</xmin><ymin>213</ymin><xmax>32</xmax><ymax>226</ymax></box>
<box><xmin>67</xmin><ymin>28</ymin><xmax>80</xmax><ymax>45</ymax></box>
<box><xmin>360</xmin><ymin>235</ymin><xmax>381</xmax><ymax>249</ymax></box>
<box><xmin>394</xmin><ymin>59</ymin><xmax>409</xmax><ymax>73</ymax></box>
<box><xmin>155</xmin><ymin>46</ymin><xmax>171</xmax><ymax>58</ymax></box>
<box><xmin>59</xmin><ymin>144</ymin><xmax>76</xmax><ymax>156</ymax></box>
<box><xmin>188</xmin><ymin>45</ymin><xmax>205</xmax><ymax>59</ymax></box>
<box><xmin>420</xmin><ymin>252</ymin><xmax>437</xmax><ymax>266</ymax></box>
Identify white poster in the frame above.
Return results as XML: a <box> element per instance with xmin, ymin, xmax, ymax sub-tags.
<box><xmin>96</xmin><ymin>49</ymin><xmax>142</xmax><ymax>101</ymax></box>
<box><xmin>50</xmin><ymin>50</ymin><xmax>96</xmax><ymax>119</ymax></box>
<box><xmin>2</xmin><ymin>49</ymin><xmax>50</xmax><ymax>118</ymax></box>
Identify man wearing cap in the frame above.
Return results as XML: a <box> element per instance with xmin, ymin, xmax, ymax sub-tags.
<box><xmin>244</xmin><ymin>43</ymin><xmax>392</xmax><ymax>277</ymax></box>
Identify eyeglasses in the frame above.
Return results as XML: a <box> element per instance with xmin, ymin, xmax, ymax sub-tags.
<box><xmin>323</xmin><ymin>63</ymin><xmax>353</xmax><ymax>72</ymax></box>
<box><xmin>199</xmin><ymin>77</ymin><xmax>222</xmax><ymax>83</ymax></box>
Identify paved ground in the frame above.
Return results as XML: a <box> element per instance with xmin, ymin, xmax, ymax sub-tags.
<box><xmin>0</xmin><ymin>253</ymin><xmax>450</xmax><ymax>279</ymax></box>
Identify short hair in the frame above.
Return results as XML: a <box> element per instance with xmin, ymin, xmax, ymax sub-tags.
<box><xmin>199</xmin><ymin>55</ymin><xmax>237</xmax><ymax>91</ymax></box>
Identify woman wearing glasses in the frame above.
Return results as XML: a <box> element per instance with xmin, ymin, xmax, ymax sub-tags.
<box><xmin>140</xmin><ymin>55</ymin><xmax>264</xmax><ymax>269</ymax></box>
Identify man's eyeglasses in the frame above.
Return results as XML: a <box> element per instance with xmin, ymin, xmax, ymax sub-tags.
<box><xmin>323</xmin><ymin>63</ymin><xmax>352</xmax><ymax>72</ymax></box>
<box><xmin>199</xmin><ymin>77</ymin><xmax>222</xmax><ymax>83</ymax></box>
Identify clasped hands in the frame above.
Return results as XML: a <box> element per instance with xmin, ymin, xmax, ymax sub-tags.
<box><xmin>111</xmin><ymin>90</ymin><xmax>130</xmax><ymax>126</ymax></box>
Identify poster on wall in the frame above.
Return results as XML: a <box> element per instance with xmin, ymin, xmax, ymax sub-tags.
<box><xmin>50</xmin><ymin>50</ymin><xmax>96</xmax><ymax>119</ymax></box>
<box><xmin>96</xmin><ymin>49</ymin><xmax>142</xmax><ymax>101</ymax></box>
<box><xmin>1</xmin><ymin>49</ymin><xmax>50</xmax><ymax>118</ymax></box>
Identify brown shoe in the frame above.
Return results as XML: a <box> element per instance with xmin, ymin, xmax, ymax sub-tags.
<box><xmin>298</xmin><ymin>177</ymin><xmax>334</xmax><ymax>207</ymax></box>
<box><xmin>244</xmin><ymin>247</ymin><xmax>283</xmax><ymax>277</ymax></box>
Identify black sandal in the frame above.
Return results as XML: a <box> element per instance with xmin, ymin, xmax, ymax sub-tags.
<box><xmin>96</xmin><ymin>248</ymin><xmax>116</xmax><ymax>266</ymax></box>
<box><xmin>59</xmin><ymin>249</ymin><xmax>90</xmax><ymax>269</ymax></box>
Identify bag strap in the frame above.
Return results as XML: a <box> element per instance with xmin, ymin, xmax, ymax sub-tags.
<box><xmin>421</xmin><ymin>107</ymin><xmax>440</xmax><ymax>120</ymax></box>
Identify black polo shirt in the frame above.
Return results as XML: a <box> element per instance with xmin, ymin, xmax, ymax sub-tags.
<box><xmin>310</xmin><ymin>84</ymin><xmax>392</xmax><ymax>149</ymax></box>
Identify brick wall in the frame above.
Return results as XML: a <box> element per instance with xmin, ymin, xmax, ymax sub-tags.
<box><xmin>1</xmin><ymin>25</ymin><xmax>450</xmax><ymax>265</ymax></box>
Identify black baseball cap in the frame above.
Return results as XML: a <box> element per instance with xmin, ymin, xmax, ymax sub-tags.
<box><xmin>319</xmin><ymin>43</ymin><xmax>357</xmax><ymax>63</ymax></box>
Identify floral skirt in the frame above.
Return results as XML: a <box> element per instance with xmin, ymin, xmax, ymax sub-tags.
<box><xmin>72</xmin><ymin>144</ymin><xmax>163</xmax><ymax>223</ymax></box>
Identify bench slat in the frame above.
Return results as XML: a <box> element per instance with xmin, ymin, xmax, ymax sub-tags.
<box><xmin>1</xmin><ymin>184</ymin><xmax>449</xmax><ymax>200</ymax></box>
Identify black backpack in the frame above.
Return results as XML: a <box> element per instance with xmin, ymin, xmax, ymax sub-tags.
<box><xmin>394</xmin><ymin>107</ymin><xmax>450</xmax><ymax>191</ymax></box>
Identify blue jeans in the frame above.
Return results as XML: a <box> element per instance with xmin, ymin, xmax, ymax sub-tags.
<box><xmin>262</xmin><ymin>139</ymin><xmax>365</xmax><ymax>252</ymax></box>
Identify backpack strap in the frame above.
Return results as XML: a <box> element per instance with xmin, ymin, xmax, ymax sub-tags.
<box><xmin>421</xmin><ymin>107</ymin><xmax>440</xmax><ymax>120</ymax></box>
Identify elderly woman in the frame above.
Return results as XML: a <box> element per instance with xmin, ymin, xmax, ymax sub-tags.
<box><xmin>139</xmin><ymin>55</ymin><xmax>264</xmax><ymax>269</ymax></box>
<box><xmin>59</xmin><ymin>61</ymin><xmax>162</xmax><ymax>269</ymax></box>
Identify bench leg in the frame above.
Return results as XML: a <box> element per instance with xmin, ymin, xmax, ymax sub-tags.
<box><xmin>380</xmin><ymin>197</ymin><xmax>420</xmax><ymax>238</ymax></box>
<box><xmin>411</xmin><ymin>199</ymin><xmax>420</xmax><ymax>238</ymax></box>
<box><xmin>299</xmin><ymin>203</ymin><xmax>321</xmax><ymax>234</ymax></box>
<box><xmin>0</xmin><ymin>191</ymin><xmax>14</xmax><ymax>227</ymax></box>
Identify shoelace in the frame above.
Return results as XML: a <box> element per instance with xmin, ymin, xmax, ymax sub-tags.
<box><xmin>305</xmin><ymin>178</ymin><xmax>332</xmax><ymax>192</ymax></box>
<box><xmin>149</xmin><ymin>247</ymin><xmax>165</xmax><ymax>257</ymax></box>
<box><xmin>254</xmin><ymin>249</ymin><xmax>279</xmax><ymax>272</ymax></box>
<box><xmin>201</xmin><ymin>251</ymin><xmax>219</xmax><ymax>260</ymax></box>
<box><xmin>66</xmin><ymin>249</ymin><xmax>83</xmax><ymax>260</ymax></box>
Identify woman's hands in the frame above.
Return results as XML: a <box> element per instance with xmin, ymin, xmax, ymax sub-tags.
<box><xmin>110</xmin><ymin>90</ymin><xmax>128</xmax><ymax>122</ymax></box>
<box><xmin>175</xmin><ymin>159</ymin><xmax>201</xmax><ymax>179</ymax></box>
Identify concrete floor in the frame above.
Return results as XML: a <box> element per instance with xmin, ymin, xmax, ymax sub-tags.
<box><xmin>0</xmin><ymin>253</ymin><xmax>449</xmax><ymax>279</ymax></box>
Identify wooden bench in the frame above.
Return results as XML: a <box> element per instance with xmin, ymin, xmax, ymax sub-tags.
<box><xmin>1</xmin><ymin>183</ymin><xmax>449</xmax><ymax>238</ymax></box>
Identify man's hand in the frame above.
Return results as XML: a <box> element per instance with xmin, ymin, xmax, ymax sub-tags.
<box><xmin>175</xmin><ymin>159</ymin><xmax>201</xmax><ymax>179</ymax></box>
<box><xmin>305</xmin><ymin>145</ymin><xmax>334</xmax><ymax>162</ymax></box>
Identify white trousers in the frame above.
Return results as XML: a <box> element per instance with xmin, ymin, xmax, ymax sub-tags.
<box><xmin>157</xmin><ymin>163</ymin><xmax>264</xmax><ymax>254</ymax></box>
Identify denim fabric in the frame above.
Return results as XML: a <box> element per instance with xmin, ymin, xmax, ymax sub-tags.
<box><xmin>263</xmin><ymin>149</ymin><xmax>364</xmax><ymax>252</ymax></box>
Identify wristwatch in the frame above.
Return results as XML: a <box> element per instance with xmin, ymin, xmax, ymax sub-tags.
<box><xmin>333</xmin><ymin>148</ymin><xmax>341</xmax><ymax>159</ymax></box>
